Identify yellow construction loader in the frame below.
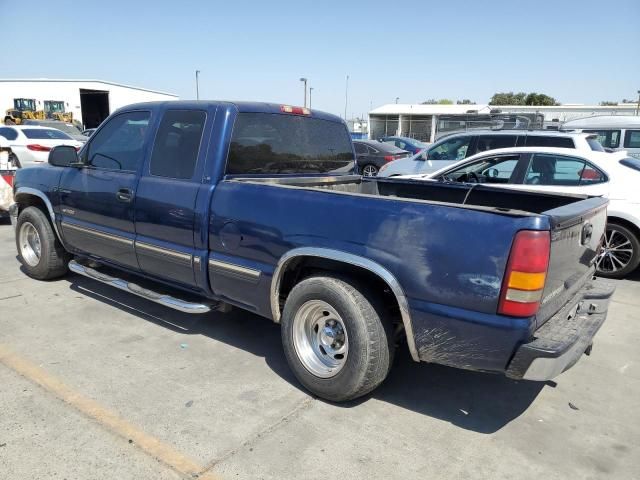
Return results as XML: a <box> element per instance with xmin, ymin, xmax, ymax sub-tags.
<box><xmin>44</xmin><ymin>100</ymin><xmax>73</xmax><ymax>123</ymax></box>
<box><xmin>4</xmin><ymin>98</ymin><xmax>45</xmax><ymax>125</ymax></box>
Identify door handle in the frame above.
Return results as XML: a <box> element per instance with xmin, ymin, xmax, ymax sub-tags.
<box><xmin>116</xmin><ymin>188</ymin><xmax>134</xmax><ymax>203</ymax></box>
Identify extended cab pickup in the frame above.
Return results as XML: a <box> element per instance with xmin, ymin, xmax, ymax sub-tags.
<box><xmin>10</xmin><ymin>101</ymin><xmax>615</xmax><ymax>401</ymax></box>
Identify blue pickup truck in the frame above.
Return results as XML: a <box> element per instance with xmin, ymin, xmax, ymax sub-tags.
<box><xmin>10</xmin><ymin>101</ymin><xmax>614</xmax><ymax>401</ymax></box>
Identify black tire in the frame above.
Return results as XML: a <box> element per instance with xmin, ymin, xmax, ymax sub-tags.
<box><xmin>596</xmin><ymin>222</ymin><xmax>640</xmax><ymax>279</ymax></box>
<box><xmin>15</xmin><ymin>206</ymin><xmax>70</xmax><ymax>280</ymax></box>
<box><xmin>281</xmin><ymin>274</ymin><xmax>394</xmax><ymax>402</ymax></box>
<box><xmin>361</xmin><ymin>164</ymin><xmax>378</xmax><ymax>177</ymax></box>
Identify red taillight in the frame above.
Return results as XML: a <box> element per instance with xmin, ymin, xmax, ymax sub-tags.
<box><xmin>280</xmin><ymin>105</ymin><xmax>311</xmax><ymax>115</ymax></box>
<box><xmin>498</xmin><ymin>230</ymin><xmax>550</xmax><ymax>317</ymax></box>
<box><xmin>384</xmin><ymin>155</ymin><xmax>403</xmax><ymax>162</ymax></box>
<box><xmin>26</xmin><ymin>144</ymin><xmax>52</xmax><ymax>152</ymax></box>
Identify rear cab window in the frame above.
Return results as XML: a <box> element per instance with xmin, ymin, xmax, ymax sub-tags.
<box><xmin>226</xmin><ymin>113</ymin><xmax>355</xmax><ymax>175</ymax></box>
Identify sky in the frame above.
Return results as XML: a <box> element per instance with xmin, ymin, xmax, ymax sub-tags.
<box><xmin>2</xmin><ymin>0</ymin><xmax>639</xmax><ymax>118</ymax></box>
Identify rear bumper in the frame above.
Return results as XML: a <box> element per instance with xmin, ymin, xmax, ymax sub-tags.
<box><xmin>506</xmin><ymin>278</ymin><xmax>615</xmax><ymax>381</ymax></box>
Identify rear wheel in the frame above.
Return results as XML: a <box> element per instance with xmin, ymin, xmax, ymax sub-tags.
<box><xmin>281</xmin><ymin>274</ymin><xmax>394</xmax><ymax>402</ymax></box>
<box><xmin>596</xmin><ymin>222</ymin><xmax>640</xmax><ymax>278</ymax></box>
<box><xmin>361</xmin><ymin>164</ymin><xmax>378</xmax><ymax>177</ymax></box>
<box><xmin>15</xmin><ymin>206</ymin><xmax>70</xmax><ymax>280</ymax></box>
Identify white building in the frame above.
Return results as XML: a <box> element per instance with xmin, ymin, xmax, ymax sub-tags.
<box><xmin>369</xmin><ymin>103</ymin><xmax>639</xmax><ymax>143</ymax></box>
<box><xmin>1</xmin><ymin>79</ymin><xmax>178</xmax><ymax>129</ymax></box>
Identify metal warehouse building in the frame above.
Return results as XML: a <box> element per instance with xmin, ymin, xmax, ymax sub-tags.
<box><xmin>1</xmin><ymin>79</ymin><xmax>178</xmax><ymax>129</ymax></box>
<box><xmin>369</xmin><ymin>103</ymin><xmax>639</xmax><ymax>143</ymax></box>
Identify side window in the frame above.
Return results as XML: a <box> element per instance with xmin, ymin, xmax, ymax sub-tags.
<box><xmin>525</xmin><ymin>136</ymin><xmax>575</xmax><ymax>148</ymax></box>
<box><xmin>0</xmin><ymin>127</ymin><xmax>18</xmax><ymax>141</ymax></box>
<box><xmin>584</xmin><ymin>129</ymin><xmax>621</xmax><ymax>149</ymax></box>
<box><xmin>396</xmin><ymin>140</ymin><xmax>406</xmax><ymax>149</ymax></box>
<box><xmin>354</xmin><ymin>143</ymin><xmax>368</xmax><ymax>155</ymax></box>
<box><xmin>429</xmin><ymin>136</ymin><xmax>472</xmax><ymax>160</ymax></box>
<box><xmin>87</xmin><ymin>111</ymin><xmax>150</xmax><ymax>172</ymax></box>
<box><xmin>623</xmin><ymin>130</ymin><xmax>640</xmax><ymax>149</ymax></box>
<box><xmin>442</xmin><ymin>154</ymin><xmax>520</xmax><ymax>183</ymax></box>
<box><xmin>367</xmin><ymin>146</ymin><xmax>379</xmax><ymax>154</ymax></box>
<box><xmin>150</xmin><ymin>110</ymin><xmax>206</xmax><ymax>179</ymax></box>
<box><xmin>524</xmin><ymin>154</ymin><xmax>606</xmax><ymax>186</ymax></box>
<box><xmin>476</xmin><ymin>135</ymin><xmax>517</xmax><ymax>153</ymax></box>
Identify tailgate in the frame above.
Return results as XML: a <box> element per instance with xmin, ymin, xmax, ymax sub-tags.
<box><xmin>536</xmin><ymin>196</ymin><xmax>608</xmax><ymax>328</ymax></box>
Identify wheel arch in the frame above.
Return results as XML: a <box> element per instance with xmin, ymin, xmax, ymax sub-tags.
<box><xmin>607</xmin><ymin>214</ymin><xmax>640</xmax><ymax>240</ymax></box>
<box><xmin>271</xmin><ymin>247</ymin><xmax>419</xmax><ymax>361</ymax></box>
<box><xmin>14</xmin><ymin>188</ymin><xmax>63</xmax><ymax>241</ymax></box>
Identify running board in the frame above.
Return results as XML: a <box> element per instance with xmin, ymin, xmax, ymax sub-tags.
<box><xmin>69</xmin><ymin>260</ymin><xmax>216</xmax><ymax>314</ymax></box>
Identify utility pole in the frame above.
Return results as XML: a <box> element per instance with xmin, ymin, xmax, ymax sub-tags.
<box><xmin>195</xmin><ymin>70</ymin><xmax>200</xmax><ymax>100</ymax></box>
<box><xmin>309</xmin><ymin>87</ymin><xmax>314</xmax><ymax>109</ymax></box>
<box><xmin>299</xmin><ymin>78</ymin><xmax>308</xmax><ymax>108</ymax></box>
<box><xmin>344</xmin><ymin>75</ymin><xmax>349</xmax><ymax>120</ymax></box>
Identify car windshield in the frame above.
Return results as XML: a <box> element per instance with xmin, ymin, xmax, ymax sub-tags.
<box><xmin>22</xmin><ymin>128</ymin><xmax>73</xmax><ymax>140</ymax></box>
<box><xmin>27</xmin><ymin>122</ymin><xmax>82</xmax><ymax>136</ymax></box>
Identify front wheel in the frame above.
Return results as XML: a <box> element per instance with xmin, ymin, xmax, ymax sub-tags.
<box><xmin>281</xmin><ymin>274</ymin><xmax>394</xmax><ymax>402</ymax></box>
<box><xmin>361</xmin><ymin>164</ymin><xmax>378</xmax><ymax>177</ymax></box>
<box><xmin>15</xmin><ymin>206</ymin><xmax>70</xmax><ymax>280</ymax></box>
<box><xmin>596</xmin><ymin>222</ymin><xmax>640</xmax><ymax>279</ymax></box>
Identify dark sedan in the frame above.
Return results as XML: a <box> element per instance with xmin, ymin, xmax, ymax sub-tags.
<box><xmin>353</xmin><ymin>140</ymin><xmax>410</xmax><ymax>176</ymax></box>
<box><xmin>380</xmin><ymin>136</ymin><xmax>429</xmax><ymax>154</ymax></box>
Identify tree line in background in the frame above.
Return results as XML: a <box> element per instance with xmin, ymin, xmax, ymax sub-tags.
<box><xmin>489</xmin><ymin>92</ymin><xmax>558</xmax><ymax>106</ymax></box>
<box><xmin>420</xmin><ymin>93</ymin><xmax>636</xmax><ymax>107</ymax></box>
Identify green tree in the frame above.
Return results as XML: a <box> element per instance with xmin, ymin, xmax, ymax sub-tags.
<box><xmin>600</xmin><ymin>101</ymin><xmax>618</xmax><ymax>106</ymax></box>
<box><xmin>524</xmin><ymin>92</ymin><xmax>557</xmax><ymax>106</ymax></box>
<box><xmin>489</xmin><ymin>92</ymin><xmax>527</xmax><ymax>105</ymax></box>
<box><xmin>437</xmin><ymin>99</ymin><xmax>453</xmax><ymax>104</ymax></box>
<box><xmin>421</xmin><ymin>99</ymin><xmax>437</xmax><ymax>104</ymax></box>
<box><xmin>456</xmin><ymin>99</ymin><xmax>476</xmax><ymax>105</ymax></box>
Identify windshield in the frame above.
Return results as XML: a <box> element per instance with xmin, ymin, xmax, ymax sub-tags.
<box><xmin>586</xmin><ymin>136</ymin><xmax>605</xmax><ymax>152</ymax></box>
<box><xmin>14</xmin><ymin>98</ymin><xmax>36</xmax><ymax>111</ymax></box>
<box><xmin>32</xmin><ymin>122</ymin><xmax>82</xmax><ymax>136</ymax></box>
<box><xmin>22</xmin><ymin>128</ymin><xmax>73</xmax><ymax>140</ymax></box>
<box><xmin>226</xmin><ymin>113</ymin><xmax>355</xmax><ymax>175</ymax></box>
<box><xmin>45</xmin><ymin>101</ymin><xmax>65</xmax><ymax>113</ymax></box>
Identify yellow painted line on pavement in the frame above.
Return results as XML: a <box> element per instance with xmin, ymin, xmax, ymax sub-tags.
<box><xmin>0</xmin><ymin>344</ymin><xmax>221</xmax><ymax>480</ymax></box>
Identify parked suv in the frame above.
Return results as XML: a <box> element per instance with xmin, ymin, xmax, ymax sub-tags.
<box><xmin>377</xmin><ymin>130</ymin><xmax>604</xmax><ymax>177</ymax></box>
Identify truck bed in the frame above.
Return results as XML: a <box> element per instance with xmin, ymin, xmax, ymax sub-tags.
<box><xmin>233</xmin><ymin>174</ymin><xmax>588</xmax><ymax>216</ymax></box>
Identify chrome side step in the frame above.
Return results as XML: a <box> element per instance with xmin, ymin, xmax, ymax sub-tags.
<box><xmin>69</xmin><ymin>260</ymin><xmax>214</xmax><ymax>314</ymax></box>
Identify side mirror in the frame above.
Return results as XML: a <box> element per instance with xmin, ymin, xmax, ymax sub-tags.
<box><xmin>49</xmin><ymin>145</ymin><xmax>81</xmax><ymax>167</ymax></box>
<box><xmin>487</xmin><ymin>168</ymin><xmax>499</xmax><ymax>178</ymax></box>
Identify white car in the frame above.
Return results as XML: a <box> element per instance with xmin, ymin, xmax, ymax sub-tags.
<box><xmin>0</xmin><ymin>125</ymin><xmax>83</xmax><ymax>167</ymax></box>
<box><xmin>377</xmin><ymin>130</ymin><xmax>605</xmax><ymax>178</ymax></box>
<box><xmin>400</xmin><ymin>146</ymin><xmax>640</xmax><ymax>278</ymax></box>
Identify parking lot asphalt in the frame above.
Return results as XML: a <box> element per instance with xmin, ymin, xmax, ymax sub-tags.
<box><xmin>0</xmin><ymin>219</ymin><xmax>639</xmax><ymax>480</ymax></box>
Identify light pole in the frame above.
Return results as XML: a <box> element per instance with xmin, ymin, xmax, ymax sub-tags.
<box><xmin>309</xmin><ymin>87</ymin><xmax>314</xmax><ymax>109</ymax></box>
<box><xmin>636</xmin><ymin>90</ymin><xmax>640</xmax><ymax>116</ymax></box>
<box><xmin>299</xmin><ymin>77</ymin><xmax>308</xmax><ymax>108</ymax></box>
<box><xmin>344</xmin><ymin>75</ymin><xmax>349</xmax><ymax>120</ymax></box>
<box><xmin>195</xmin><ymin>70</ymin><xmax>201</xmax><ymax>100</ymax></box>
<box><xmin>395</xmin><ymin>97</ymin><xmax>399</xmax><ymax>104</ymax></box>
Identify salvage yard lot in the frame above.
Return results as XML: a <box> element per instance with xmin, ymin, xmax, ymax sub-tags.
<box><xmin>0</xmin><ymin>220</ymin><xmax>638</xmax><ymax>480</ymax></box>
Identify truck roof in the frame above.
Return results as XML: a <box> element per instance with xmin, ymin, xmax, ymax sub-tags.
<box><xmin>119</xmin><ymin>100</ymin><xmax>345</xmax><ymax>124</ymax></box>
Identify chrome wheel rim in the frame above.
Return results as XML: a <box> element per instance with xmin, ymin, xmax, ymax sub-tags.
<box><xmin>362</xmin><ymin>165</ymin><xmax>377</xmax><ymax>177</ymax></box>
<box><xmin>596</xmin><ymin>227</ymin><xmax>634</xmax><ymax>274</ymax></box>
<box><xmin>292</xmin><ymin>300</ymin><xmax>348</xmax><ymax>378</ymax></box>
<box><xmin>19</xmin><ymin>222</ymin><xmax>42</xmax><ymax>267</ymax></box>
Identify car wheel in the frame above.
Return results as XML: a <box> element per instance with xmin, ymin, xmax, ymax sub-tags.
<box><xmin>15</xmin><ymin>206</ymin><xmax>70</xmax><ymax>280</ymax></box>
<box><xmin>596</xmin><ymin>222</ymin><xmax>640</xmax><ymax>279</ymax></box>
<box><xmin>281</xmin><ymin>274</ymin><xmax>394</xmax><ymax>402</ymax></box>
<box><xmin>361</xmin><ymin>164</ymin><xmax>378</xmax><ymax>177</ymax></box>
